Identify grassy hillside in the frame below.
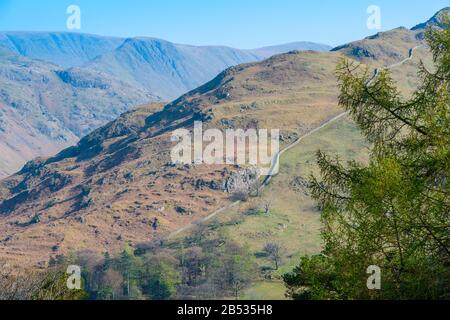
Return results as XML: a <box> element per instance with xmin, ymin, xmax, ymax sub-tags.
<box><xmin>168</xmin><ymin>115</ymin><xmax>369</xmax><ymax>299</ymax></box>
<box><xmin>162</xmin><ymin>35</ymin><xmax>432</xmax><ymax>299</ymax></box>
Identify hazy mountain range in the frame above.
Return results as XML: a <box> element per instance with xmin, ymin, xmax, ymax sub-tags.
<box><xmin>0</xmin><ymin>32</ymin><xmax>331</xmax><ymax>178</ymax></box>
<box><xmin>0</xmin><ymin>8</ymin><xmax>446</xmax><ymax>267</ymax></box>
<box><xmin>0</xmin><ymin>32</ymin><xmax>331</xmax><ymax>100</ymax></box>
<box><xmin>0</xmin><ymin>45</ymin><xmax>154</xmax><ymax>178</ymax></box>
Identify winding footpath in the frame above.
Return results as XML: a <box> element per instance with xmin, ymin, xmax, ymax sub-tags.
<box><xmin>167</xmin><ymin>45</ymin><xmax>422</xmax><ymax>240</ymax></box>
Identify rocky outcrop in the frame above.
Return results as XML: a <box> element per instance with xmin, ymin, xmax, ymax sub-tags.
<box><xmin>56</xmin><ymin>69</ymin><xmax>111</xmax><ymax>89</ymax></box>
<box><xmin>222</xmin><ymin>167</ymin><xmax>260</xmax><ymax>194</ymax></box>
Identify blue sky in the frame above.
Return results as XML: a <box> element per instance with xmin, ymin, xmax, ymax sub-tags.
<box><xmin>0</xmin><ymin>0</ymin><xmax>447</xmax><ymax>48</ymax></box>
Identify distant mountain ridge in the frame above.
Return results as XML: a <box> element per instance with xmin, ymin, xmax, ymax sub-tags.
<box><xmin>86</xmin><ymin>37</ymin><xmax>258</xmax><ymax>100</ymax></box>
<box><xmin>85</xmin><ymin>37</ymin><xmax>331</xmax><ymax>100</ymax></box>
<box><xmin>0</xmin><ymin>31</ymin><xmax>331</xmax><ymax>69</ymax></box>
<box><xmin>0</xmin><ymin>32</ymin><xmax>124</xmax><ymax>68</ymax></box>
<box><xmin>0</xmin><ymin>32</ymin><xmax>331</xmax><ymax>100</ymax></box>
